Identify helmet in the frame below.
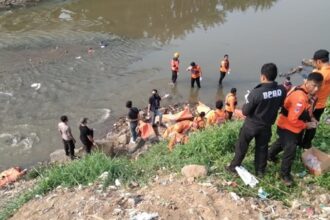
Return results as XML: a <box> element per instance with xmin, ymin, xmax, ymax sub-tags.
<box><xmin>173</xmin><ymin>52</ymin><xmax>180</xmax><ymax>58</ymax></box>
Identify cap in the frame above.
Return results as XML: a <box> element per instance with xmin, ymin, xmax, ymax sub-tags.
<box><xmin>313</xmin><ymin>49</ymin><xmax>329</xmax><ymax>60</ymax></box>
<box><xmin>173</xmin><ymin>52</ymin><xmax>180</xmax><ymax>58</ymax></box>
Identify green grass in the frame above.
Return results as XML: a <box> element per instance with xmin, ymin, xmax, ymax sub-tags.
<box><xmin>1</xmin><ymin>104</ymin><xmax>329</xmax><ymax>219</ymax></box>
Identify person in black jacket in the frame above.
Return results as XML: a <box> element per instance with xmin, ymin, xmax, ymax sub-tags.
<box><xmin>226</xmin><ymin>63</ymin><xmax>286</xmax><ymax>177</ymax></box>
<box><xmin>126</xmin><ymin>100</ymin><xmax>139</xmax><ymax>143</ymax></box>
<box><xmin>79</xmin><ymin>117</ymin><xmax>94</xmax><ymax>154</ymax></box>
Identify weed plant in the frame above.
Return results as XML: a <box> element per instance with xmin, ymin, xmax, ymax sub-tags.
<box><xmin>1</xmin><ymin>102</ymin><xmax>329</xmax><ymax>219</ymax></box>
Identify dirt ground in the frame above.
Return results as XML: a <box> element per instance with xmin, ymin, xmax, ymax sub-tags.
<box><xmin>10</xmin><ymin>175</ymin><xmax>260</xmax><ymax>220</ymax></box>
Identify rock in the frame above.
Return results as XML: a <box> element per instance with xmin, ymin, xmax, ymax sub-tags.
<box><xmin>49</xmin><ymin>149</ymin><xmax>70</xmax><ymax>163</ymax></box>
<box><xmin>94</xmin><ymin>140</ymin><xmax>115</xmax><ymax>156</ymax></box>
<box><xmin>128</xmin><ymin>195</ymin><xmax>143</xmax><ymax>207</ymax></box>
<box><xmin>118</xmin><ymin>134</ymin><xmax>129</xmax><ymax>145</ymax></box>
<box><xmin>291</xmin><ymin>199</ymin><xmax>301</xmax><ymax>210</ymax></box>
<box><xmin>319</xmin><ymin>194</ymin><xmax>329</xmax><ymax>204</ymax></box>
<box><xmin>181</xmin><ymin>165</ymin><xmax>207</xmax><ymax>178</ymax></box>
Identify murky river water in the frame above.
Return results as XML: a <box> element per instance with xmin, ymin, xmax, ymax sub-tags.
<box><xmin>0</xmin><ymin>0</ymin><xmax>329</xmax><ymax>169</ymax></box>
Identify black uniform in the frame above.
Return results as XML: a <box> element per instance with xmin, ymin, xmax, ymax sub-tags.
<box><xmin>228</xmin><ymin>82</ymin><xmax>286</xmax><ymax>174</ymax></box>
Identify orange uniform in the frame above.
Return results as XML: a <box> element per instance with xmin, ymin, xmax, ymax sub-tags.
<box><xmin>225</xmin><ymin>93</ymin><xmax>237</xmax><ymax>113</ymax></box>
<box><xmin>207</xmin><ymin>109</ymin><xmax>228</xmax><ymax>126</ymax></box>
<box><xmin>314</xmin><ymin>66</ymin><xmax>330</xmax><ymax>109</ymax></box>
<box><xmin>171</xmin><ymin>59</ymin><xmax>179</xmax><ymax>72</ymax></box>
<box><xmin>277</xmin><ymin>87</ymin><xmax>312</xmax><ymax>134</ymax></box>
<box><xmin>220</xmin><ymin>60</ymin><xmax>229</xmax><ymax>73</ymax></box>
<box><xmin>193</xmin><ymin>116</ymin><xmax>206</xmax><ymax>130</ymax></box>
<box><xmin>190</xmin><ymin>65</ymin><xmax>201</xmax><ymax>79</ymax></box>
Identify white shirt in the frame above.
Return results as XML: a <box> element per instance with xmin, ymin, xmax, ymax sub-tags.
<box><xmin>58</xmin><ymin>122</ymin><xmax>73</xmax><ymax>141</ymax></box>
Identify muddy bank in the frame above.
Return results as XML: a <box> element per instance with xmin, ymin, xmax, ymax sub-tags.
<box><xmin>0</xmin><ymin>0</ymin><xmax>41</xmax><ymax>9</ymax></box>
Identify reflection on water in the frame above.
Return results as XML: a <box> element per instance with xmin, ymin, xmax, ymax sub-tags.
<box><xmin>215</xmin><ymin>86</ymin><xmax>225</xmax><ymax>102</ymax></box>
<box><xmin>0</xmin><ymin>0</ymin><xmax>277</xmax><ymax>44</ymax></box>
<box><xmin>188</xmin><ymin>88</ymin><xmax>200</xmax><ymax>104</ymax></box>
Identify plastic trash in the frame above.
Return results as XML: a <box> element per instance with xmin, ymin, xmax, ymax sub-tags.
<box><xmin>163</xmin><ymin>93</ymin><xmax>170</xmax><ymax>98</ymax></box>
<box><xmin>100</xmin><ymin>41</ymin><xmax>109</xmax><ymax>48</ymax></box>
<box><xmin>75</xmin><ymin>56</ymin><xmax>82</xmax><ymax>59</ymax></box>
<box><xmin>229</xmin><ymin>192</ymin><xmax>240</xmax><ymax>201</ymax></box>
<box><xmin>31</xmin><ymin>83</ymin><xmax>41</xmax><ymax>90</ymax></box>
<box><xmin>304</xmin><ymin>154</ymin><xmax>321</xmax><ymax>173</ymax></box>
<box><xmin>200</xmin><ymin>77</ymin><xmax>203</xmax><ymax>81</ymax></box>
<box><xmin>130</xmin><ymin>212</ymin><xmax>159</xmax><ymax>220</ymax></box>
<box><xmin>235</xmin><ymin>166</ymin><xmax>259</xmax><ymax>188</ymax></box>
<box><xmin>258</xmin><ymin>187</ymin><xmax>268</xmax><ymax>199</ymax></box>
<box><xmin>115</xmin><ymin>179</ymin><xmax>121</xmax><ymax>187</ymax></box>
<box><xmin>297</xmin><ymin>170</ymin><xmax>307</xmax><ymax>178</ymax></box>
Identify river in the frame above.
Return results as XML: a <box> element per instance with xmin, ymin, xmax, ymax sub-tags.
<box><xmin>0</xmin><ymin>0</ymin><xmax>329</xmax><ymax>169</ymax></box>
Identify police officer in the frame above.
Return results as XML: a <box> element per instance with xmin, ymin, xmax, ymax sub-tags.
<box><xmin>268</xmin><ymin>72</ymin><xmax>323</xmax><ymax>186</ymax></box>
<box><xmin>226</xmin><ymin>63</ymin><xmax>286</xmax><ymax>177</ymax></box>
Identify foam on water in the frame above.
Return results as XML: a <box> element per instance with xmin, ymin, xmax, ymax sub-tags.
<box><xmin>0</xmin><ymin>91</ymin><xmax>13</xmax><ymax>97</ymax></box>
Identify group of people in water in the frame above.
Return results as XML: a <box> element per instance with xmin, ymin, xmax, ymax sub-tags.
<box><xmin>171</xmin><ymin>52</ymin><xmax>230</xmax><ymax>87</ymax></box>
<box><xmin>59</xmin><ymin>49</ymin><xmax>330</xmax><ymax>187</ymax></box>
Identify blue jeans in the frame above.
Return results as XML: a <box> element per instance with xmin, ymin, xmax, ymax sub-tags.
<box><xmin>129</xmin><ymin>121</ymin><xmax>138</xmax><ymax>141</ymax></box>
<box><xmin>151</xmin><ymin>109</ymin><xmax>163</xmax><ymax>125</ymax></box>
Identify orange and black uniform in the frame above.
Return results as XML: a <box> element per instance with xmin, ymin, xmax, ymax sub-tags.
<box><xmin>228</xmin><ymin>82</ymin><xmax>286</xmax><ymax>174</ymax></box>
<box><xmin>225</xmin><ymin>93</ymin><xmax>237</xmax><ymax>119</ymax></box>
<box><xmin>301</xmin><ymin>66</ymin><xmax>330</xmax><ymax>148</ymax></box>
<box><xmin>189</xmin><ymin>65</ymin><xmax>202</xmax><ymax>88</ymax></box>
<box><xmin>268</xmin><ymin>86</ymin><xmax>312</xmax><ymax>177</ymax></box>
<box><xmin>219</xmin><ymin>59</ymin><xmax>229</xmax><ymax>85</ymax></box>
<box><xmin>207</xmin><ymin>109</ymin><xmax>228</xmax><ymax>126</ymax></box>
<box><xmin>171</xmin><ymin>58</ymin><xmax>179</xmax><ymax>84</ymax></box>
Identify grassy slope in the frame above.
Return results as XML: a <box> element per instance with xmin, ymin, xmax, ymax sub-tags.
<box><xmin>1</xmin><ymin>103</ymin><xmax>329</xmax><ymax>220</ymax></box>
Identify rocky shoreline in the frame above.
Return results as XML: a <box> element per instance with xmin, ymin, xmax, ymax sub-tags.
<box><xmin>0</xmin><ymin>0</ymin><xmax>41</xmax><ymax>9</ymax></box>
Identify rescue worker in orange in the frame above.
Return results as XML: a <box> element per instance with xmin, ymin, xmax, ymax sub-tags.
<box><xmin>171</xmin><ymin>52</ymin><xmax>180</xmax><ymax>84</ymax></box>
<box><xmin>300</xmin><ymin>49</ymin><xmax>330</xmax><ymax>149</ymax></box>
<box><xmin>219</xmin><ymin>54</ymin><xmax>230</xmax><ymax>85</ymax></box>
<box><xmin>207</xmin><ymin>100</ymin><xmax>228</xmax><ymax>126</ymax></box>
<box><xmin>225</xmin><ymin>88</ymin><xmax>237</xmax><ymax>120</ymax></box>
<box><xmin>268</xmin><ymin>72</ymin><xmax>323</xmax><ymax>186</ymax></box>
<box><xmin>186</xmin><ymin>62</ymin><xmax>202</xmax><ymax>88</ymax></box>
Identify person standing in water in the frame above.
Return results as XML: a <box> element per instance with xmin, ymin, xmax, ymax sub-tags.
<box><xmin>219</xmin><ymin>54</ymin><xmax>230</xmax><ymax>85</ymax></box>
<box><xmin>171</xmin><ymin>52</ymin><xmax>180</xmax><ymax>84</ymax></box>
<box><xmin>186</xmin><ymin>62</ymin><xmax>202</xmax><ymax>88</ymax></box>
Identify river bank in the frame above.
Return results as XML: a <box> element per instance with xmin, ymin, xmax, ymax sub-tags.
<box><xmin>1</xmin><ymin>100</ymin><xmax>329</xmax><ymax>219</ymax></box>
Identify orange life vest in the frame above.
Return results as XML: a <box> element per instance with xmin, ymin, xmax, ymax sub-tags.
<box><xmin>314</xmin><ymin>65</ymin><xmax>330</xmax><ymax>109</ymax></box>
<box><xmin>171</xmin><ymin>59</ymin><xmax>179</xmax><ymax>72</ymax></box>
<box><xmin>207</xmin><ymin>110</ymin><xmax>227</xmax><ymax>126</ymax></box>
<box><xmin>220</xmin><ymin>60</ymin><xmax>229</xmax><ymax>73</ymax></box>
<box><xmin>190</xmin><ymin>65</ymin><xmax>201</xmax><ymax>79</ymax></box>
<box><xmin>225</xmin><ymin>93</ymin><xmax>237</xmax><ymax>112</ymax></box>
<box><xmin>277</xmin><ymin>86</ymin><xmax>312</xmax><ymax>134</ymax></box>
<box><xmin>193</xmin><ymin>116</ymin><xmax>206</xmax><ymax>129</ymax></box>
